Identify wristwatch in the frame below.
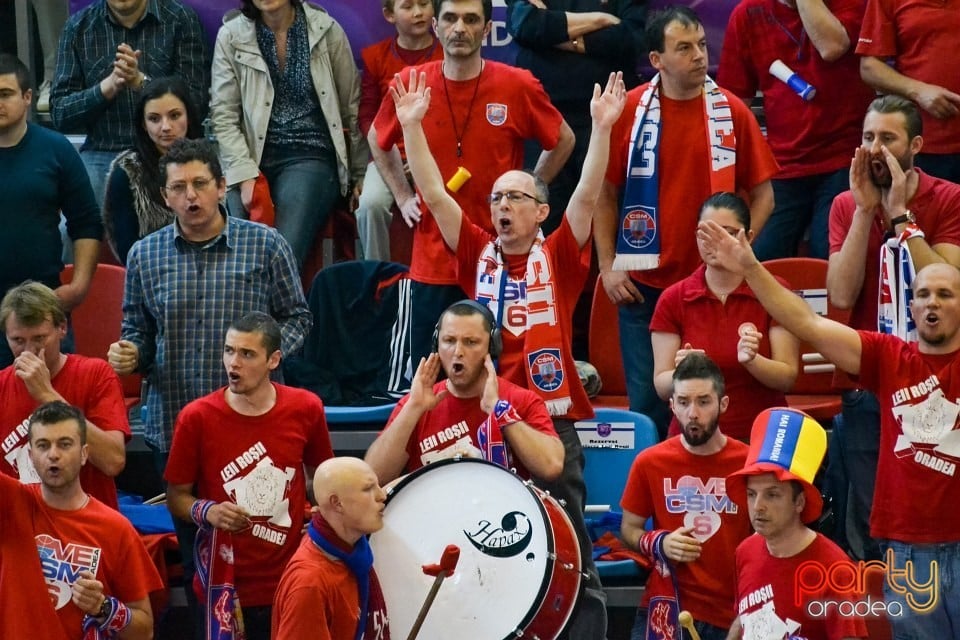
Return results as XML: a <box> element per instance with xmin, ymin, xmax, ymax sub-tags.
<box><xmin>97</xmin><ymin>596</ymin><xmax>110</xmax><ymax>619</ymax></box>
<box><xmin>134</xmin><ymin>72</ymin><xmax>151</xmax><ymax>90</ymax></box>
<box><xmin>890</xmin><ymin>210</ymin><xmax>916</xmax><ymax>227</ymax></box>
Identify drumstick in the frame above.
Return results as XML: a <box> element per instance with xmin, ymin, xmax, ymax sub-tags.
<box><xmin>406</xmin><ymin>545</ymin><xmax>461</xmax><ymax>640</ymax></box>
<box><xmin>678</xmin><ymin>611</ymin><xmax>701</xmax><ymax>640</ymax></box>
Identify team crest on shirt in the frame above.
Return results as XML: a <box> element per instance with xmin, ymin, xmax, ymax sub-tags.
<box><xmin>486</xmin><ymin>103</ymin><xmax>508</xmax><ymax>126</ymax></box>
<box><xmin>528</xmin><ymin>349</ymin><xmax>563</xmax><ymax>392</ymax></box>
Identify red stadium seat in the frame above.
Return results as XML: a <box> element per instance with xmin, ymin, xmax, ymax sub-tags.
<box><xmin>588</xmin><ymin>274</ymin><xmax>629</xmax><ymax>409</ymax></box>
<box><xmin>61</xmin><ymin>264</ymin><xmax>142</xmax><ymax>409</ymax></box>
<box><xmin>762</xmin><ymin>258</ymin><xmax>850</xmax><ymax>424</ymax></box>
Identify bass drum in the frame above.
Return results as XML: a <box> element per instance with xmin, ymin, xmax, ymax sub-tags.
<box><xmin>371</xmin><ymin>457</ymin><xmax>581</xmax><ymax>639</ymax></box>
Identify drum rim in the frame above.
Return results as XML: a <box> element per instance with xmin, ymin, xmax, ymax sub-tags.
<box><xmin>379</xmin><ymin>456</ymin><xmax>562</xmax><ymax>639</ymax></box>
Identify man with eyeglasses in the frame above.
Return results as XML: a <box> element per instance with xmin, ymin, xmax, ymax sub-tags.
<box><xmin>107</xmin><ymin>137</ymin><xmax>311</xmax><ymax>636</ymax></box>
<box><xmin>369</xmin><ymin>0</ymin><xmax>575</xmax><ymax>371</ymax></box>
<box><xmin>394</xmin><ymin>68</ymin><xmax>625</xmax><ymax>640</ymax></box>
<box><xmin>109</xmin><ymin>136</ymin><xmax>311</xmax><ymax>467</ymax></box>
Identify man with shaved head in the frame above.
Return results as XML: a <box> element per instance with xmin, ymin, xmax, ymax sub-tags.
<box><xmin>698</xmin><ymin>222</ymin><xmax>960</xmax><ymax>637</ymax></box>
<box><xmin>272</xmin><ymin>457</ymin><xmax>389</xmax><ymax>640</ymax></box>
<box><xmin>393</xmin><ymin>67</ymin><xmax>627</xmax><ymax>638</ymax></box>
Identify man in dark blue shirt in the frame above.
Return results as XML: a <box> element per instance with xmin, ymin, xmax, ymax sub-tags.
<box><xmin>0</xmin><ymin>54</ymin><xmax>102</xmax><ymax>368</ymax></box>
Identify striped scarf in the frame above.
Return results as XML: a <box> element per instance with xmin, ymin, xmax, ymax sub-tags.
<box><xmin>614</xmin><ymin>74</ymin><xmax>737</xmax><ymax>271</ymax></box>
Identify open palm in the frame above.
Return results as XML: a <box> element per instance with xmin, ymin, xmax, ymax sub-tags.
<box><xmin>391</xmin><ymin>69</ymin><xmax>432</xmax><ymax>128</ymax></box>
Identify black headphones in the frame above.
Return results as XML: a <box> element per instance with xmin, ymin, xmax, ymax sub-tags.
<box><xmin>432</xmin><ymin>299</ymin><xmax>503</xmax><ymax>358</ymax></box>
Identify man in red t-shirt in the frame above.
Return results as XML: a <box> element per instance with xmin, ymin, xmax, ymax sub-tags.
<box><xmin>272</xmin><ymin>457</ymin><xmax>390</xmax><ymax>640</ymax></box>
<box><xmin>701</xmin><ymin>222</ymin><xmax>960</xmax><ymax>638</ymax></box>
<box><xmin>727</xmin><ymin>408</ymin><xmax>867</xmax><ymax>640</ymax></box>
<box><xmin>366</xmin><ymin>300</ymin><xmax>565</xmax><ymax>485</ymax></box>
<box><xmin>165</xmin><ymin>313</ymin><xmax>334</xmax><ymax>640</ymax></box>
<box><xmin>621</xmin><ymin>354</ymin><xmax>751</xmax><ymax>640</ymax></box>
<box><xmin>0</xmin><ymin>401</ymin><xmax>161</xmax><ymax>640</ymax></box>
<box><xmin>595</xmin><ymin>6</ymin><xmax>778</xmax><ymax>436</ymax></box>
<box><xmin>0</xmin><ymin>282</ymin><xmax>128</xmax><ymax>509</ymax></box>
<box><xmin>827</xmin><ymin>95</ymin><xmax>960</xmax><ymax>561</ymax></box>
<box><xmin>718</xmin><ymin>0</ymin><xmax>874</xmax><ymax>260</ymax></box>
<box><xmin>390</xmin><ymin>66</ymin><xmax>625</xmax><ymax>639</ymax></box>
<box><xmin>370</xmin><ymin>0</ymin><xmax>574</xmax><ymax>367</ymax></box>
<box><xmin>857</xmin><ymin>0</ymin><xmax>960</xmax><ymax>183</ymax></box>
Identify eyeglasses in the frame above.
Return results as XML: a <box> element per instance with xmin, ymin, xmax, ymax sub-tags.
<box><xmin>163</xmin><ymin>177</ymin><xmax>216</xmax><ymax>196</ymax></box>
<box><xmin>487</xmin><ymin>190</ymin><xmax>543</xmax><ymax>205</ymax></box>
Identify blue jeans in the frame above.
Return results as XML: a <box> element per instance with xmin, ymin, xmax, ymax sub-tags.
<box><xmin>228</xmin><ymin>150</ymin><xmax>340</xmax><ymax>268</ymax></box>
<box><xmin>881</xmin><ymin>539</ymin><xmax>960</xmax><ymax>639</ymax></box>
<box><xmin>752</xmin><ymin>167</ymin><xmax>849</xmax><ymax>261</ymax></box>
<box><xmin>835</xmin><ymin>389</ymin><xmax>882</xmax><ymax>561</ymax></box>
<box><xmin>79</xmin><ymin>149</ymin><xmax>118</xmax><ymax>209</ymax></box>
<box><xmin>630</xmin><ymin>607</ymin><xmax>728</xmax><ymax>640</ymax></box>
<box><xmin>915</xmin><ymin>152</ymin><xmax>960</xmax><ymax>185</ymax></box>
<box><xmin>618</xmin><ymin>280</ymin><xmax>671</xmax><ymax>439</ymax></box>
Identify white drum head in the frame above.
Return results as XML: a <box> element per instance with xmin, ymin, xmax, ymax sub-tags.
<box><xmin>371</xmin><ymin>458</ymin><xmax>554</xmax><ymax>639</ymax></box>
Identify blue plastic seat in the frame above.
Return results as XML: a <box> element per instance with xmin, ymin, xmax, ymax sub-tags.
<box><xmin>575</xmin><ymin>408</ymin><xmax>659</xmax><ymax>585</ymax></box>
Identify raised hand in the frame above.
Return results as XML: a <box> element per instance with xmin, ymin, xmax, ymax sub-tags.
<box><xmin>390</xmin><ymin>69</ymin><xmax>432</xmax><ymax>128</ymax></box>
<box><xmin>590</xmin><ymin>71</ymin><xmax>627</xmax><ymax>129</ymax></box>
<box><xmin>696</xmin><ymin>220</ymin><xmax>758</xmax><ymax>276</ymax></box>
<box><xmin>878</xmin><ymin>145</ymin><xmax>913</xmax><ymax>221</ymax></box>
<box><xmin>408</xmin><ymin>354</ymin><xmax>445</xmax><ymax>411</ymax></box>
<box><xmin>480</xmin><ymin>354</ymin><xmax>500</xmax><ymax>414</ymax></box>
<box><xmin>849</xmin><ymin>146</ymin><xmax>881</xmax><ymax>214</ymax></box>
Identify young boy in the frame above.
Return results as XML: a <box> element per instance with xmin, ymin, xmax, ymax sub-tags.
<box><xmin>356</xmin><ymin>0</ymin><xmax>443</xmax><ymax>262</ymax></box>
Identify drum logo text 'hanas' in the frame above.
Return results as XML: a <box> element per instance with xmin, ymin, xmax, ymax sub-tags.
<box><xmin>464</xmin><ymin>510</ymin><xmax>533</xmax><ymax>558</ymax></box>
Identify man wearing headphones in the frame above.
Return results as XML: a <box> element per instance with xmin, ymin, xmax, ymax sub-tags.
<box><xmin>365</xmin><ymin>300</ymin><xmax>564</xmax><ymax>484</ymax></box>
<box><xmin>382</xmin><ymin>69</ymin><xmax>627</xmax><ymax>639</ymax></box>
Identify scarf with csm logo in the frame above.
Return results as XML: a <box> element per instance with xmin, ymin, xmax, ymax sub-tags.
<box><xmin>726</xmin><ymin>408</ymin><xmax>827</xmax><ymax>523</ymax></box>
<box><xmin>474</xmin><ymin>232</ymin><xmax>571</xmax><ymax>415</ymax></box>
<box><xmin>615</xmin><ymin>73</ymin><xmax>737</xmax><ymax>271</ymax></box>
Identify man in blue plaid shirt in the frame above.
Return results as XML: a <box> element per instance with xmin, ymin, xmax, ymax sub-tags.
<box><xmin>51</xmin><ymin>0</ymin><xmax>209</xmax><ymax>206</ymax></box>
<box><xmin>107</xmin><ymin>138</ymin><xmax>311</xmax><ymax>464</ymax></box>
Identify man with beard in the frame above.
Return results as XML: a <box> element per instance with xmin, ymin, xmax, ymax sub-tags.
<box><xmin>390</xmin><ymin>68</ymin><xmax>626</xmax><ymax>639</ymax></box>
<box><xmin>365</xmin><ymin>300</ymin><xmax>564</xmax><ymax>485</ymax></box>
<box><xmin>826</xmin><ymin>94</ymin><xmax>960</xmax><ymax>561</ymax></box>
<box><xmin>698</xmin><ymin>220</ymin><xmax>960</xmax><ymax>637</ymax></box>
<box><xmin>165</xmin><ymin>313</ymin><xmax>334</xmax><ymax>640</ymax></box>
<box><xmin>619</xmin><ymin>354</ymin><xmax>751</xmax><ymax>640</ymax></box>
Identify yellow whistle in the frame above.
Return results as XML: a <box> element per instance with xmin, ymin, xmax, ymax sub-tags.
<box><xmin>446</xmin><ymin>166</ymin><xmax>472</xmax><ymax>192</ymax></box>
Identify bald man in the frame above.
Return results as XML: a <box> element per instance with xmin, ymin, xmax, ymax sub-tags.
<box><xmin>271</xmin><ymin>457</ymin><xmax>390</xmax><ymax>640</ymax></box>
<box><xmin>699</xmin><ymin>222</ymin><xmax>960</xmax><ymax>636</ymax></box>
